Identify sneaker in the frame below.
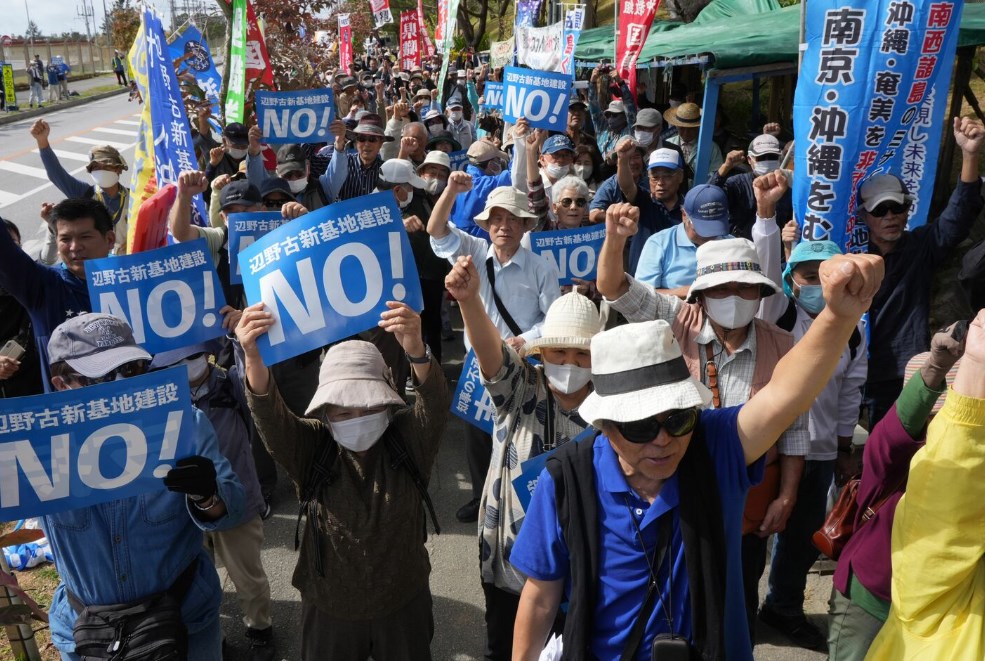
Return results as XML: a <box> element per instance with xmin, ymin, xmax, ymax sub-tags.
<box><xmin>245</xmin><ymin>626</ymin><xmax>276</xmax><ymax>661</ymax></box>
<box><xmin>260</xmin><ymin>501</ymin><xmax>272</xmax><ymax>521</ymax></box>
<box><xmin>758</xmin><ymin>604</ymin><xmax>827</xmax><ymax>651</ymax></box>
<box><xmin>456</xmin><ymin>498</ymin><xmax>481</xmax><ymax>523</ymax></box>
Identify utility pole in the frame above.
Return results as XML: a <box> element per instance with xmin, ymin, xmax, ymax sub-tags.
<box><xmin>78</xmin><ymin>0</ymin><xmax>95</xmax><ymax>43</ymax></box>
<box><xmin>102</xmin><ymin>0</ymin><xmax>110</xmax><ymax>41</ymax></box>
<box><xmin>23</xmin><ymin>0</ymin><xmax>34</xmax><ymax>49</ymax></box>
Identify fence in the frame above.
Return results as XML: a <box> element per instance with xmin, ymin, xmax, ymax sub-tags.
<box><xmin>0</xmin><ymin>39</ymin><xmax>121</xmax><ymax>85</ymax></box>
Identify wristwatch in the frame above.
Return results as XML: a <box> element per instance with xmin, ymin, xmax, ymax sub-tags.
<box><xmin>406</xmin><ymin>345</ymin><xmax>432</xmax><ymax>364</ymax></box>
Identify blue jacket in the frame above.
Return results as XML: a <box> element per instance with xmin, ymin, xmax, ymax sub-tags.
<box><xmin>448</xmin><ymin>163</ymin><xmax>513</xmax><ymax>240</ymax></box>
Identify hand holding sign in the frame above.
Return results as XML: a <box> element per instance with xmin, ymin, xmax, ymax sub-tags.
<box><xmin>248</xmin><ymin>125</ymin><xmax>263</xmax><ymax>157</ymax></box>
<box><xmin>378</xmin><ymin>301</ymin><xmax>426</xmax><ymax>358</ymax></box>
<box><xmin>330</xmin><ymin>119</ymin><xmax>348</xmax><ymax>150</ymax></box>
<box><xmin>0</xmin><ymin>356</ymin><xmax>20</xmax><ymax>380</ymax></box>
<box><xmin>605</xmin><ymin>202</ymin><xmax>639</xmax><ymax>240</ymax></box>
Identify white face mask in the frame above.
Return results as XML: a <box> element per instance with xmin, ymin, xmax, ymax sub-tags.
<box><xmin>449</xmin><ymin>110</ymin><xmax>463</xmax><ymax>122</ymax></box>
<box><xmin>90</xmin><ymin>170</ymin><xmax>119</xmax><ymax>188</ymax></box>
<box><xmin>397</xmin><ymin>187</ymin><xmax>414</xmax><ymax>209</ymax></box>
<box><xmin>573</xmin><ymin>163</ymin><xmax>593</xmax><ymax>181</ymax></box>
<box><xmin>288</xmin><ymin>178</ymin><xmax>308</xmax><ymax>194</ymax></box>
<box><xmin>633</xmin><ymin>130</ymin><xmax>655</xmax><ymax>147</ymax></box>
<box><xmin>227</xmin><ymin>147</ymin><xmax>248</xmax><ymax>160</ymax></box>
<box><xmin>752</xmin><ymin>160</ymin><xmax>779</xmax><ymax>176</ymax></box>
<box><xmin>425</xmin><ymin>177</ymin><xmax>447</xmax><ymax>196</ymax></box>
<box><xmin>328</xmin><ymin>410</ymin><xmax>391</xmax><ymax>452</ymax></box>
<box><xmin>184</xmin><ymin>355</ymin><xmax>209</xmax><ymax>384</ymax></box>
<box><xmin>545</xmin><ymin>163</ymin><xmax>570</xmax><ymax>180</ymax></box>
<box><xmin>543</xmin><ymin>362</ymin><xmax>593</xmax><ymax>395</ymax></box>
<box><xmin>428</xmin><ymin>124</ymin><xmax>444</xmax><ymax>137</ymax></box>
<box><xmin>703</xmin><ymin>295</ymin><xmax>760</xmax><ymax>330</ymax></box>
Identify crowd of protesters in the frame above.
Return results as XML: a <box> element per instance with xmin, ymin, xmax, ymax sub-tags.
<box><xmin>3</xmin><ymin>35</ymin><xmax>985</xmax><ymax>661</ymax></box>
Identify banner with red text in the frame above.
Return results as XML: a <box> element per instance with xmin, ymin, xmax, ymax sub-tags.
<box><xmin>370</xmin><ymin>0</ymin><xmax>393</xmax><ymax>28</ymax></box>
<box><xmin>245</xmin><ymin>1</ymin><xmax>273</xmax><ymax>87</ymax></box>
<box><xmin>338</xmin><ymin>14</ymin><xmax>353</xmax><ymax>72</ymax></box>
<box><xmin>616</xmin><ymin>0</ymin><xmax>660</xmax><ymax>95</ymax></box>
<box><xmin>418</xmin><ymin>0</ymin><xmax>436</xmax><ymax>58</ymax></box>
<box><xmin>400</xmin><ymin>10</ymin><xmax>422</xmax><ymax>71</ymax></box>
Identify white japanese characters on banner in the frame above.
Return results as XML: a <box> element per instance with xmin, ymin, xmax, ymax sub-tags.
<box><xmin>616</xmin><ymin>0</ymin><xmax>661</xmax><ymax>95</ymax></box>
<box><xmin>370</xmin><ymin>0</ymin><xmax>393</xmax><ymax>28</ymax></box>
<box><xmin>400</xmin><ymin>10</ymin><xmax>422</xmax><ymax>71</ymax></box>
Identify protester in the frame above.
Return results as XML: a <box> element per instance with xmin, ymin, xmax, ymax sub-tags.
<box><xmin>28</xmin><ymin>54</ymin><xmax>44</xmax><ymax>108</ymax></box>
<box><xmin>566</xmin><ymin>97</ymin><xmax>603</xmax><ymax>168</ymax></box>
<box><xmin>588</xmin><ymin>137</ymin><xmax>647</xmax><ymax>224</ymax></box>
<box><xmin>323</xmin><ymin>114</ymin><xmax>391</xmax><ymax>201</ymax></box>
<box><xmin>709</xmin><ymin>133</ymin><xmax>792</xmax><ymax>240</ymax></box>
<box><xmin>31</xmin><ymin>119</ymin><xmax>130</xmax><ymax>254</ymax></box>
<box><xmin>237</xmin><ymin>301</ymin><xmax>449</xmax><ymax>660</ymax></box>
<box><xmin>587</xmin><ymin>65</ymin><xmax>637</xmax><ymax>161</ymax></box>
<box><xmin>445</xmin><ymin>98</ymin><xmax>475</xmax><ymax>149</ymax></box>
<box><xmin>46</xmin><ymin>59</ymin><xmax>60</xmax><ymax>104</ymax></box>
<box><xmin>274</xmin><ymin>144</ymin><xmax>328</xmax><ymax>211</ymax></box>
<box><xmin>665</xmin><ymin>102</ymin><xmax>724</xmax><ymax>179</ymax></box>
<box><xmin>202</xmin><ymin>122</ymin><xmax>268</xmax><ymax>192</ymax></box>
<box><xmin>43</xmin><ymin>312</ymin><xmax>246</xmax><ymax>661</ymax></box>
<box><xmin>417</xmin><ymin>150</ymin><xmax>452</xmax><ymax>201</ymax></box>
<box><xmin>511</xmin><ymin>236</ymin><xmax>884</xmax><ymax>660</ymax></box>
<box><xmin>0</xmin><ymin>218</ymin><xmax>43</xmax><ymax>398</ymax></box>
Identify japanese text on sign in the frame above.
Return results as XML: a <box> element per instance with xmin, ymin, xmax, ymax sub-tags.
<box><xmin>256</xmin><ymin>89</ymin><xmax>336</xmax><ymax>144</ymax></box>
<box><xmin>502</xmin><ymin>66</ymin><xmax>574</xmax><ymax>131</ymax></box>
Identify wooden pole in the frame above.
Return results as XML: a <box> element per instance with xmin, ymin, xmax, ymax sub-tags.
<box><xmin>931</xmin><ymin>46</ymin><xmax>973</xmax><ymax>216</ymax></box>
<box><xmin>0</xmin><ymin>554</ymin><xmax>42</xmax><ymax>661</ymax></box>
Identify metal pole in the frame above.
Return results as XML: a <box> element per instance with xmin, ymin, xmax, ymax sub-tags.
<box><xmin>798</xmin><ymin>0</ymin><xmax>806</xmax><ymax>72</ymax></box>
<box><xmin>24</xmin><ymin>0</ymin><xmax>34</xmax><ymax>50</ymax></box>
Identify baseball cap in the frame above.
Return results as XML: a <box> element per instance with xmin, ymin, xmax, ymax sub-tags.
<box><xmin>859</xmin><ymin>175</ymin><xmax>910</xmax><ymax>212</ymax></box>
<box><xmin>379</xmin><ymin>159</ymin><xmax>428</xmax><ymax>190</ymax></box>
<box><xmin>541</xmin><ymin>135</ymin><xmax>576</xmax><ymax>156</ymax></box>
<box><xmin>648</xmin><ymin>148</ymin><xmax>683</xmax><ymax>171</ymax></box>
<box><xmin>604</xmin><ymin>100</ymin><xmax>625</xmax><ymax>116</ymax></box>
<box><xmin>634</xmin><ymin>108</ymin><xmax>663</xmax><ymax>130</ymax></box>
<box><xmin>259</xmin><ymin>177</ymin><xmax>295</xmax><ymax>199</ymax></box>
<box><xmin>220</xmin><ymin>180</ymin><xmax>263</xmax><ymax>210</ymax></box>
<box><xmin>682</xmin><ymin>185</ymin><xmax>729</xmax><ymax>238</ymax></box>
<box><xmin>275</xmin><ymin>144</ymin><xmax>307</xmax><ymax>176</ymax></box>
<box><xmin>48</xmin><ymin>313</ymin><xmax>151</xmax><ymax>378</ymax></box>
<box><xmin>222</xmin><ymin>122</ymin><xmax>249</xmax><ymax>142</ymax></box>
<box><xmin>569</xmin><ymin>96</ymin><xmax>587</xmax><ymax>110</ymax></box>
<box><xmin>748</xmin><ymin>134</ymin><xmax>781</xmax><ymax>157</ymax></box>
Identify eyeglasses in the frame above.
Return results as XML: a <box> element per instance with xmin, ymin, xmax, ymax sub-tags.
<box><xmin>264</xmin><ymin>198</ymin><xmax>291</xmax><ymax>209</ymax></box>
<box><xmin>356</xmin><ymin>135</ymin><xmax>383</xmax><ymax>144</ymax></box>
<box><xmin>559</xmin><ymin>197</ymin><xmax>587</xmax><ymax>208</ymax></box>
<box><xmin>614</xmin><ymin>409</ymin><xmax>699</xmax><ymax>443</ymax></box>
<box><xmin>64</xmin><ymin>360</ymin><xmax>148</xmax><ymax>387</ymax></box>
<box><xmin>868</xmin><ymin>201</ymin><xmax>911</xmax><ymax>217</ymax></box>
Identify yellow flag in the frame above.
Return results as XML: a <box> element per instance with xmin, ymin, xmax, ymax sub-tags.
<box><xmin>125</xmin><ymin>14</ymin><xmax>158</xmax><ymax>253</ymax></box>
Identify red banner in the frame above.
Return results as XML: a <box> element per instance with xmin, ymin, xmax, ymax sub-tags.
<box><xmin>616</xmin><ymin>0</ymin><xmax>659</xmax><ymax>95</ymax></box>
<box><xmin>418</xmin><ymin>0</ymin><xmax>436</xmax><ymax>58</ymax></box>
<box><xmin>435</xmin><ymin>0</ymin><xmax>448</xmax><ymax>43</ymax></box>
<box><xmin>370</xmin><ymin>0</ymin><xmax>393</xmax><ymax>27</ymax></box>
<box><xmin>400</xmin><ymin>10</ymin><xmax>422</xmax><ymax>71</ymax></box>
<box><xmin>338</xmin><ymin>14</ymin><xmax>353</xmax><ymax>73</ymax></box>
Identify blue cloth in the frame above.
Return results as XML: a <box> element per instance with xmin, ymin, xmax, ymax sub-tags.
<box><xmin>0</xmin><ymin>226</ymin><xmax>91</xmax><ymax>392</ymax></box>
<box><xmin>510</xmin><ymin>406</ymin><xmax>763</xmax><ymax>661</ymax></box>
<box><xmin>634</xmin><ymin>223</ymin><xmax>697</xmax><ymax>289</ymax></box>
<box><xmin>42</xmin><ymin>409</ymin><xmax>245</xmax><ymax>655</ymax></box>
<box><xmin>629</xmin><ymin>189</ymin><xmax>683</xmax><ymax>276</ymax></box>
<box><xmin>588</xmin><ymin>173</ymin><xmax>648</xmax><ymax>218</ymax></box>
<box><xmin>448</xmin><ymin>164</ymin><xmax>513</xmax><ymax>240</ymax></box>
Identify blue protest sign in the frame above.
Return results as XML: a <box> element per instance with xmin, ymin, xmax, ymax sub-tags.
<box><xmin>482</xmin><ymin>81</ymin><xmax>503</xmax><ymax>111</ymax></box>
<box><xmin>227</xmin><ymin>212</ymin><xmax>289</xmax><ymax>285</ymax></box>
<box><xmin>85</xmin><ymin>239</ymin><xmax>227</xmax><ymax>354</ymax></box>
<box><xmin>168</xmin><ymin>25</ymin><xmax>222</xmax><ymax>117</ymax></box>
<box><xmin>792</xmin><ymin>0</ymin><xmax>962</xmax><ymax>252</ymax></box>
<box><xmin>510</xmin><ymin>426</ymin><xmax>596</xmax><ymax>512</ymax></box>
<box><xmin>256</xmin><ymin>88</ymin><xmax>337</xmax><ymax>144</ymax></box>
<box><xmin>502</xmin><ymin>66</ymin><xmax>573</xmax><ymax>131</ymax></box>
<box><xmin>239</xmin><ymin>192</ymin><xmax>424</xmax><ymax>365</ymax></box>
<box><xmin>451</xmin><ymin>350</ymin><xmax>495</xmax><ymax>434</ymax></box>
<box><xmin>0</xmin><ymin>368</ymin><xmax>196</xmax><ymax>521</ymax></box>
<box><xmin>529</xmin><ymin>224</ymin><xmax>605</xmax><ymax>285</ymax></box>
<box><xmin>448</xmin><ymin>149</ymin><xmax>469</xmax><ymax>172</ymax></box>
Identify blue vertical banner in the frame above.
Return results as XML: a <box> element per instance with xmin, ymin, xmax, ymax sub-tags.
<box><xmin>560</xmin><ymin>5</ymin><xmax>586</xmax><ymax>75</ymax></box>
<box><xmin>85</xmin><ymin>239</ymin><xmax>228</xmax><ymax>354</ymax></box>
<box><xmin>0</xmin><ymin>368</ymin><xmax>196</xmax><ymax>521</ymax></box>
<box><xmin>255</xmin><ymin>89</ymin><xmax>337</xmax><ymax>144</ymax></box>
<box><xmin>451</xmin><ymin>351</ymin><xmax>495</xmax><ymax>433</ymax></box>
<box><xmin>501</xmin><ymin>66</ymin><xmax>574</xmax><ymax>131</ymax></box>
<box><xmin>227</xmin><ymin>212</ymin><xmax>288</xmax><ymax>285</ymax></box>
<box><xmin>239</xmin><ymin>193</ymin><xmax>424</xmax><ymax>366</ymax></box>
<box><xmin>143</xmin><ymin>7</ymin><xmax>208</xmax><ymax>227</ymax></box>
<box><xmin>529</xmin><ymin>225</ymin><xmax>605</xmax><ymax>285</ymax></box>
<box><xmin>167</xmin><ymin>25</ymin><xmax>222</xmax><ymax>117</ymax></box>
<box><xmin>793</xmin><ymin>0</ymin><xmax>963</xmax><ymax>252</ymax></box>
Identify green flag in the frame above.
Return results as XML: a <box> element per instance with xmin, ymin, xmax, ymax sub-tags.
<box><xmin>436</xmin><ymin>0</ymin><xmax>462</xmax><ymax>97</ymax></box>
<box><xmin>225</xmin><ymin>0</ymin><xmax>247</xmax><ymax>123</ymax></box>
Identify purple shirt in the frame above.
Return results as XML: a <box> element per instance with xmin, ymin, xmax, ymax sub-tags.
<box><xmin>833</xmin><ymin>404</ymin><xmax>923</xmax><ymax>601</ymax></box>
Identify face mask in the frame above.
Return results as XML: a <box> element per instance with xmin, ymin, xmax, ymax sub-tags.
<box><xmin>606</xmin><ymin>115</ymin><xmax>627</xmax><ymax>132</ymax></box>
<box><xmin>703</xmin><ymin>295</ymin><xmax>759</xmax><ymax>330</ymax></box>
<box><xmin>397</xmin><ymin>188</ymin><xmax>414</xmax><ymax>209</ymax></box>
<box><xmin>90</xmin><ymin>170</ymin><xmax>119</xmax><ymax>188</ymax></box>
<box><xmin>227</xmin><ymin>147</ymin><xmax>248</xmax><ymax>160</ymax></box>
<box><xmin>753</xmin><ymin>160</ymin><xmax>779</xmax><ymax>176</ymax></box>
<box><xmin>428</xmin><ymin>124</ymin><xmax>444</xmax><ymax>137</ymax></box>
<box><xmin>328</xmin><ymin>410</ymin><xmax>391</xmax><ymax>452</ymax></box>
<box><xmin>484</xmin><ymin>159</ymin><xmax>503</xmax><ymax>175</ymax></box>
<box><xmin>793</xmin><ymin>283</ymin><xmax>825</xmax><ymax>316</ymax></box>
<box><xmin>425</xmin><ymin>178</ymin><xmax>447</xmax><ymax>196</ymax></box>
<box><xmin>288</xmin><ymin>178</ymin><xmax>308</xmax><ymax>194</ymax></box>
<box><xmin>543</xmin><ymin>362</ymin><xmax>593</xmax><ymax>395</ymax></box>
<box><xmin>545</xmin><ymin>163</ymin><xmax>570</xmax><ymax>179</ymax></box>
<box><xmin>634</xmin><ymin>130</ymin><xmax>655</xmax><ymax>147</ymax></box>
<box><xmin>573</xmin><ymin>163</ymin><xmax>593</xmax><ymax>181</ymax></box>
<box><xmin>449</xmin><ymin>111</ymin><xmax>463</xmax><ymax>122</ymax></box>
<box><xmin>184</xmin><ymin>355</ymin><xmax>209</xmax><ymax>384</ymax></box>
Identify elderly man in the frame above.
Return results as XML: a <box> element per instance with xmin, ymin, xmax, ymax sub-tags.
<box><xmin>635</xmin><ymin>184</ymin><xmax>731</xmax><ymax>297</ymax></box>
<box><xmin>274</xmin><ymin>144</ymin><xmax>328</xmax><ymax>211</ymax></box>
<box><xmin>237</xmin><ymin>301</ymin><xmax>449</xmax><ymax>660</ymax></box>
<box><xmin>709</xmin><ymin>133</ymin><xmax>792</xmax><ymax>240</ymax></box>
<box><xmin>860</xmin><ymin>116</ymin><xmax>984</xmax><ymax>426</ymax></box>
<box><xmin>511</xmin><ymin>234</ymin><xmax>883</xmax><ymax>660</ymax></box>
<box><xmin>566</xmin><ymin>97</ymin><xmax>602</xmax><ymax>165</ymax></box>
<box><xmin>445</xmin><ymin>98</ymin><xmax>475</xmax><ymax>149</ymax></box>
<box><xmin>43</xmin><ymin>313</ymin><xmax>245</xmax><ymax>661</ymax></box>
<box><xmin>665</xmin><ymin>102</ymin><xmax>724</xmax><ymax>179</ymax></box>
<box><xmin>427</xmin><ymin>170</ymin><xmax>561</xmax><ymax>524</ymax></box>
<box><xmin>322</xmin><ymin>114</ymin><xmax>393</xmax><ymax>202</ymax></box>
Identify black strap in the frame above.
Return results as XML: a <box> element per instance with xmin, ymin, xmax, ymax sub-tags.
<box><xmin>67</xmin><ymin>556</ymin><xmax>199</xmax><ymax>614</ymax></box>
<box><xmin>295</xmin><ymin>439</ymin><xmax>340</xmax><ymax>577</ymax></box>
<box><xmin>383</xmin><ymin>427</ymin><xmax>441</xmax><ymax>535</ymax></box>
<box><xmin>620</xmin><ymin>514</ymin><xmax>674</xmax><ymax>661</ymax></box>
<box><xmin>485</xmin><ymin>257</ymin><xmax>523</xmax><ymax>337</ymax></box>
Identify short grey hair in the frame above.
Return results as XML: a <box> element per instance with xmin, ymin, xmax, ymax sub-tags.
<box><xmin>551</xmin><ymin>175</ymin><xmax>590</xmax><ymax>202</ymax></box>
<box><xmin>403</xmin><ymin>122</ymin><xmax>427</xmax><ymax>139</ymax></box>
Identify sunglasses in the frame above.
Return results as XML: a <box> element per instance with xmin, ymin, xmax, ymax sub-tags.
<box><xmin>614</xmin><ymin>408</ymin><xmax>699</xmax><ymax>444</ymax></box>
<box><xmin>356</xmin><ymin>135</ymin><xmax>383</xmax><ymax>144</ymax></box>
<box><xmin>264</xmin><ymin>198</ymin><xmax>292</xmax><ymax>209</ymax></box>
<box><xmin>868</xmin><ymin>201</ymin><xmax>910</xmax><ymax>217</ymax></box>
<box><xmin>64</xmin><ymin>360</ymin><xmax>148</xmax><ymax>387</ymax></box>
<box><xmin>559</xmin><ymin>197</ymin><xmax>588</xmax><ymax>208</ymax></box>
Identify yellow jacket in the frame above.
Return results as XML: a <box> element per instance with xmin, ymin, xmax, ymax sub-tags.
<box><xmin>866</xmin><ymin>390</ymin><xmax>985</xmax><ymax>660</ymax></box>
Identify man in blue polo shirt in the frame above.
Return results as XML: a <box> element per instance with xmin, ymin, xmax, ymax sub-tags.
<box><xmin>510</xmin><ymin>203</ymin><xmax>885</xmax><ymax>661</ymax></box>
<box><xmin>635</xmin><ymin>184</ymin><xmax>730</xmax><ymax>298</ymax></box>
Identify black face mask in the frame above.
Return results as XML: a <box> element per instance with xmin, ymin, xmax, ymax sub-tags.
<box><xmin>606</xmin><ymin>114</ymin><xmax>627</xmax><ymax>132</ymax></box>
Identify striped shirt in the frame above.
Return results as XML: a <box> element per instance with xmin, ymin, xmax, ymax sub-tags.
<box><xmin>320</xmin><ymin>149</ymin><xmax>382</xmax><ymax>202</ymax></box>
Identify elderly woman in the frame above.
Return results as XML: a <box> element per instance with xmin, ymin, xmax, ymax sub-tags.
<box><xmin>446</xmin><ymin>253</ymin><xmax>602</xmax><ymax>661</ymax></box>
<box><xmin>236</xmin><ymin>301</ymin><xmax>450</xmax><ymax>660</ymax></box>
<box><xmin>524</xmin><ymin>129</ymin><xmax>593</xmax><ymax>231</ymax></box>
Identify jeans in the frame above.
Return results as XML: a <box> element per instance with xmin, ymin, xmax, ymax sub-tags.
<box><xmin>764</xmin><ymin>459</ymin><xmax>836</xmax><ymax>615</ymax></box>
<box><xmin>60</xmin><ymin>614</ymin><xmax>222</xmax><ymax>661</ymax></box>
<box><xmin>29</xmin><ymin>81</ymin><xmax>43</xmax><ymax>105</ymax></box>
<box><xmin>827</xmin><ymin>585</ymin><xmax>885</xmax><ymax>661</ymax></box>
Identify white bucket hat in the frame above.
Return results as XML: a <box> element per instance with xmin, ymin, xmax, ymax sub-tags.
<box><xmin>473</xmin><ymin>186</ymin><xmax>538</xmax><ymax>232</ymax></box>
<box><xmin>379</xmin><ymin>159</ymin><xmax>428</xmax><ymax>190</ymax></box>
<box><xmin>686</xmin><ymin>238</ymin><xmax>780</xmax><ymax>303</ymax></box>
<box><xmin>526</xmin><ymin>292</ymin><xmax>603</xmax><ymax>355</ymax></box>
<box><xmin>417</xmin><ymin>150</ymin><xmax>452</xmax><ymax>174</ymax></box>
<box><xmin>579</xmin><ymin>320</ymin><xmax>712</xmax><ymax>426</ymax></box>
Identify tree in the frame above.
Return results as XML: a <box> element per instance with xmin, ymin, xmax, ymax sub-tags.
<box><xmin>24</xmin><ymin>21</ymin><xmax>42</xmax><ymax>41</ymax></box>
<box><xmin>105</xmin><ymin>0</ymin><xmax>141</xmax><ymax>51</ymax></box>
<box><xmin>663</xmin><ymin>0</ymin><xmax>713</xmax><ymax>22</ymax></box>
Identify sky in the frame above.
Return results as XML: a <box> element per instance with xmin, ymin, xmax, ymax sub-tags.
<box><xmin>7</xmin><ymin>1</ymin><xmax>174</xmax><ymax>38</ymax></box>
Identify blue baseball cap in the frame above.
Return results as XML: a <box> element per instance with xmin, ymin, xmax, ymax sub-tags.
<box><xmin>782</xmin><ymin>240</ymin><xmax>841</xmax><ymax>298</ymax></box>
<box><xmin>541</xmin><ymin>134</ymin><xmax>576</xmax><ymax>156</ymax></box>
<box><xmin>647</xmin><ymin>148</ymin><xmax>683</xmax><ymax>171</ymax></box>
<box><xmin>682</xmin><ymin>185</ymin><xmax>729</xmax><ymax>238</ymax></box>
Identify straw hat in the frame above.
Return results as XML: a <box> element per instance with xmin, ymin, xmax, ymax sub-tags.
<box><xmin>526</xmin><ymin>293</ymin><xmax>603</xmax><ymax>355</ymax></box>
<box><xmin>663</xmin><ymin>102</ymin><xmax>702</xmax><ymax>128</ymax></box>
<box><xmin>686</xmin><ymin>238</ymin><xmax>780</xmax><ymax>303</ymax></box>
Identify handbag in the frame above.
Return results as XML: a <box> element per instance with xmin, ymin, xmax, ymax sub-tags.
<box><xmin>812</xmin><ymin>472</ymin><xmax>904</xmax><ymax>560</ymax></box>
<box><xmin>67</xmin><ymin>560</ymin><xmax>197</xmax><ymax>660</ymax></box>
